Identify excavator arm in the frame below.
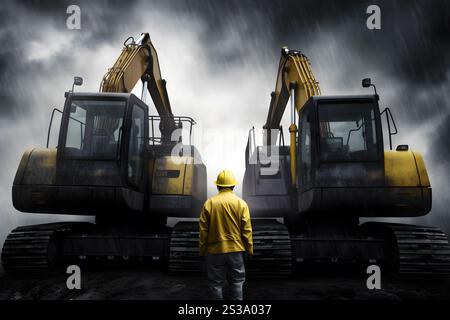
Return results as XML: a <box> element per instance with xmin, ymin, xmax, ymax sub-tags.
<box><xmin>263</xmin><ymin>48</ymin><xmax>321</xmax><ymax>185</ymax></box>
<box><xmin>100</xmin><ymin>32</ymin><xmax>176</xmax><ymax>142</ymax></box>
<box><xmin>263</xmin><ymin>47</ymin><xmax>321</xmax><ymax>131</ymax></box>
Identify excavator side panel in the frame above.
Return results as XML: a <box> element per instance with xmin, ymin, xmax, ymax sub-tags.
<box><xmin>12</xmin><ymin>147</ymin><xmax>126</xmax><ymax>215</ymax></box>
<box><xmin>385</xmin><ymin>150</ymin><xmax>420</xmax><ymax>186</ymax></box>
<box><xmin>296</xmin><ymin>149</ymin><xmax>432</xmax><ymax>218</ymax></box>
<box><xmin>149</xmin><ymin>152</ymin><xmax>206</xmax><ymax>217</ymax></box>
<box><xmin>15</xmin><ymin>148</ymin><xmax>57</xmax><ymax>185</ymax></box>
<box><xmin>379</xmin><ymin>150</ymin><xmax>432</xmax><ymax>216</ymax></box>
<box><xmin>12</xmin><ymin>148</ymin><xmax>57</xmax><ymax>212</ymax></box>
<box><xmin>242</xmin><ymin>146</ymin><xmax>292</xmax><ymax>217</ymax></box>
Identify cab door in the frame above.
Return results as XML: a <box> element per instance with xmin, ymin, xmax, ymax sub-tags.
<box><xmin>121</xmin><ymin>96</ymin><xmax>149</xmax><ymax>212</ymax></box>
<box><xmin>298</xmin><ymin>104</ymin><xmax>315</xmax><ymax>192</ymax></box>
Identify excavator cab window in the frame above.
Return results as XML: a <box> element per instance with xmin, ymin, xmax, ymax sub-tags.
<box><xmin>127</xmin><ymin>104</ymin><xmax>146</xmax><ymax>187</ymax></box>
<box><xmin>63</xmin><ymin>99</ymin><xmax>126</xmax><ymax>159</ymax></box>
<box><xmin>318</xmin><ymin>102</ymin><xmax>379</xmax><ymax>161</ymax></box>
<box><xmin>299</xmin><ymin>110</ymin><xmax>313</xmax><ymax>188</ymax></box>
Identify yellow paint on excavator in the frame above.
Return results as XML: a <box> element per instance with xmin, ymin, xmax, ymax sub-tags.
<box><xmin>384</xmin><ymin>150</ymin><xmax>430</xmax><ymax>187</ymax></box>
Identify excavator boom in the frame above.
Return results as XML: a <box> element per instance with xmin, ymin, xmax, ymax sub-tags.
<box><xmin>264</xmin><ymin>48</ymin><xmax>320</xmax><ymax>131</ymax></box>
<box><xmin>262</xmin><ymin>48</ymin><xmax>321</xmax><ymax>184</ymax></box>
<box><xmin>100</xmin><ymin>32</ymin><xmax>176</xmax><ymax>141</ymax></box>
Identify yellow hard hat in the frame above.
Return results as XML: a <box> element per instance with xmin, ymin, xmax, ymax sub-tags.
<box><xmin>214</xmin><ymin>169</ymin><xmax>237</xmax><ymax>187</ymax></box>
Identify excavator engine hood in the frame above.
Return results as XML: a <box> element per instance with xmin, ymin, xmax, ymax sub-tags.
<box><xmin>12</xmin><ymin>148</ymin><xmax>129</xmax><ymax>215</ymax></box>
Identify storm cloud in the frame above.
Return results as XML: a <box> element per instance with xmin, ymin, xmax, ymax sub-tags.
<box><xmin>0</xmin><ymin>0</ymin><xmax>449</xmax><ymax>264</ymax></box>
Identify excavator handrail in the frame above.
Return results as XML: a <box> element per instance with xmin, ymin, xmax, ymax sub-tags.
<box><xmin>46</xmin><ymin>108</ymin><xmax>85</xmax><ymax>148</ymax></box>
<box><xmin>149</xmin><ymin>115</ymin><xmax>196</xmax><ymax>145</ymax></box>
<box><xmin>47</xmin><ymin>108</ymin><xmax>63</xmax><ymax>148</ymax></box>
<box><xmin>380</xmin><ymin>106</ymin><xmax>398</xmax><ymax>150</ymax></box>
<box><xmin>245</xmin><ymin>126</ymin><xmax>256</xmax><ymax>166</ymax></box>
<box><xmin>279</xmin><ymin>125</ymin><xmax>285</xmax><ymax>146</ymax></box>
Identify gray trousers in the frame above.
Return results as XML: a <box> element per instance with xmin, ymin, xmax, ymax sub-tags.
<box><xmin>205</xmin><ymin>252</ymin><xmax>245</xmax><ymax>300</ymax></box>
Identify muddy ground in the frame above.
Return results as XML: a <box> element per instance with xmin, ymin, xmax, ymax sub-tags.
<box><xmin>0</xmin><ymin>265</ymin><xmax>449</xmax><ymax>300</ymax></box>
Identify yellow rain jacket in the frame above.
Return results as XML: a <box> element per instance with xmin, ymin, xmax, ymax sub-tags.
<box><xmin>199</xmin><ymin>189</ymin><xmax>253</xmax><ymax>256</ymax></box>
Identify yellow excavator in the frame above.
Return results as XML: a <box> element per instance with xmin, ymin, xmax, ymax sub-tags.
<box><xmin>243</xmin><ymin>47</ymin><xmax>450</xmax><ymax>276</ymax></box>
<box><xmin>1</xmin><ymin>33</ymin><xmax>206</xmax><ymax>273</ymax></box>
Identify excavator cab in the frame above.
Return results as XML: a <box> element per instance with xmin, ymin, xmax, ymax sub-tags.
<box><xmin>13</xmin><ymin>92</ymin><xmax>150</xmax><ymax>216</ymax></box>
<box><xmin>296</xmin><ymin>95</ymin><xmax>385</xmax><ymax>215</ymax></box>
<box><xmin>243</xmin><ymin>47</ymin><xmax>431</xmax><ymax>224</ymax></box>
<box><xmin>13</xmin><ymin>90</ymin><xmax>206</xmax><ymax>221</ymax></box>
<box><xmin>244</xmin><ymin>93</ymin><xmax>431</xmax><ymax>220</ymax></box>
<box><xmin>297</xmin><ymin>94</ymin><xmax>431</xmax><ymax>218</ymax></box>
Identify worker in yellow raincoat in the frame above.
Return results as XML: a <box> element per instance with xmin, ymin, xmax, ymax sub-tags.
<box><xmin>199</xmin><ymin>169</ymin><xmax>253</xmax><ymax>300</ymax></box>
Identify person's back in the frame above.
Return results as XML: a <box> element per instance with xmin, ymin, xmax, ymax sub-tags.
<box><xmin>199</xmin><ymin>170</ymin><xmax>253</xmax><ymax>300</ymax></box>
<box><xmin>200</xmin><ymin>190</ymin><xmax>253</xmax><ymax>256</ymax></box>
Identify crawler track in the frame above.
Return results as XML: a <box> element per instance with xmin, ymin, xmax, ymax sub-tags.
<box><xmin>1</xmin><ymin>223</ymin><xmax>76</xmax><ymax>274</ymax></box>
<box><xmin>3</xmin><ymin>221</ymin><xmax>449</xmax><ymax>278</ymax></box>
<box><xmin>246</xmin><ymin>220</ymin><xmax>292</xmax><ymax>277</ymax></box>
<box><xmin>169</xmin><ymin>220</ymin><xmax>292</xmax><ymax>277</ymax></box>
<box><xmin>389</xmin><ymin>224</ymin><xmax>450</xmax><ymax>277</ymax></box>
<box><xmin>169</xmin><ymin>222</ymin><xmax>202</xmax><ymax>273</ymax></box>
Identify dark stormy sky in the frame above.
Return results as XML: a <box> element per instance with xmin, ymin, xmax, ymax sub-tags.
<box><xmin>0</xmin><ymin>0</ymin><xmax>449</xmax><ymax>257</ymax></box>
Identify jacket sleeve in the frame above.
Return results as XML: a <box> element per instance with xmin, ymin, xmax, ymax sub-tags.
<box><xmin>240</xmin><ymin>203</ymin><xmax>253</xmax><ymax>255</ymax></box>
<box><xmin>199</xmin><ymin>203</ymin><xmax>209</xmax><ymax>256</ymax></box>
